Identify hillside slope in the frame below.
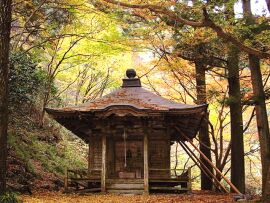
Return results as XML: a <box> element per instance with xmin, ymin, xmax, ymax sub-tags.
<box><xmin>7</xmin><ymin>111</ymin><xmax>88</xmax><ymax>193</ymax></box>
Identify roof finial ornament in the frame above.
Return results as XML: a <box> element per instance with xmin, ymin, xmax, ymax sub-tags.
<box><xmin>126</xmin><ymin>69</ymin><xmax>136</xmax><ymax>79</ymax></box>
<box><xmin>122</xmin><ymin>69</ymin><xmax>141</xmax><ymax>87</ymax></box>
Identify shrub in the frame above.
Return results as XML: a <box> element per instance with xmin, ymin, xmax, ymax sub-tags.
<box><xmin>9</xmin><ymin>51</ymin><xmax>46</xmax><ymax>106</ymax></box>
<box><xmin>0</xmin><ymin>192</ymin><xmax>19</xmax><ymax>203</ymax></box>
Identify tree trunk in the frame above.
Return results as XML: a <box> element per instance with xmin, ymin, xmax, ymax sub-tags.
<box><xmin>195</xmin><ymin>61</ymin><xmax>213</xmax><ymax>190</ymax></box>
<box><xmin>39</xmin><ymin>87</ymin><xmax>50</xmax><ymax>128</ymax></box>
<box><xmin>227</xmin><ymin>46</ymin><xmax>245</xmax><ymax>193</ymax></box>
<box><xmin>0</xmin><ymin>0</ymin><xmax>12</xmax><ymax>195</ymax></box>
<box><xmin>242</xmin><ymin>0</ymin><xmax>270</xmax><ymax>200</ymax></box>
<box><xmin>39</xmin><ymin>102</ymin><xmax>46</xmax><ymax>128</ymax></box>
<box><xmin>249</xmin><ymin>55</ymin><xmax>270</xmax><ymax>200</ymax></box>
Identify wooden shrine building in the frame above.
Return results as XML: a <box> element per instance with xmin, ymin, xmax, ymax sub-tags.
<box><xmin>45</xmin><ymin>69</ymin><xmax>208</xmax><ymax>194</ymax></box>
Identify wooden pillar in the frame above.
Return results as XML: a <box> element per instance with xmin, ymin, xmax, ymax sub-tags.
<box><xmin>187</xmin><ymin>167</ymin><xmax>192</xmax><ymax>191</ymax></box>
<box><xmin>101</xmin><ymin>134</ymin><xmax>107</xmax><ymax>192</ymax></box>
<box><xmin>88</xmin><ymin>143</ymin><xmax>91</xmax><ymax>174</ymax></box>
<box><xmin>107</xmin><ymin>138</ymin><xmax>115</xmax><ymax>178</ymax></box>
<box><xmin>88</xmin><ymin>135</ymin><xmax>92</xmax><ymax>177</ymax></box>
<box><xmin>144</xmin><ymin>132</ymin><xmax>149</xmax><ymax>193</ymax></box>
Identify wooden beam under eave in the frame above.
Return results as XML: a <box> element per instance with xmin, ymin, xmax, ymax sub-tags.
<box><xmin>144</xmin><ymin>132</ymin><xmax>149</xmax><ymax>194</ymax></box>
<box><xmin>101</xmin><ymin>134</ymin><xmax>107</xmax><ymax>192</ymax></box>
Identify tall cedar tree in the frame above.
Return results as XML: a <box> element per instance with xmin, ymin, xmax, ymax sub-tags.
<box><xmin>242</xmin><ymin>0</ymin><xmax>270</xmax><ymax>200</ymax></box>
<box><xmin>191</xmin><ymin>0</ymin><xmax>213</xmax><ymax>190</ymax></box>
<box><xmin>227</xmin><ymin>45</ymin><xmax>245</xmax><ymax>193</ymax></box>
<box><xmin>0</xmin><ymin>0</ymin><xmax>12</xmax><ymax>195</ymax></box>
<box><xmin>224</xmin><ymin>2</ymin><xmax>245</xmax><ymax>193</ymax></box>
<box><xmin>195</xmin><ymin>60</ymin><xmax>213</xmax><ymax>190</ymax></box>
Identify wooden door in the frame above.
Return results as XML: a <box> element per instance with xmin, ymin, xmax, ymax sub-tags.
<box><xmin>115</xmin><ymin>140</ymin><xmax>143</xmax><ymax>179</ymax></box>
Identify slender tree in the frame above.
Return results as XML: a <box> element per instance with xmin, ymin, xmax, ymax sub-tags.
<box><xmin>0</xmin><ymin>0</ymin><xmax>12</xmax><ymax>195</ymax></box>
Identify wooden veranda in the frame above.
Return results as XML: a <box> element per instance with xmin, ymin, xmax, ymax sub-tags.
<box><xmin>64</xmin><ymin>168</ymin><xmax>192</xmax><ymax>194</ymax></box>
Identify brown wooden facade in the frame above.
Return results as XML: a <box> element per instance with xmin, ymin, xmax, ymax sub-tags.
<box><xmin>86</xmin><ymin>121</ymin><xmax>171</xmax><ymax>193</ymax></box>
<box><xmin>46</xmin><ymin>69</ymin><xmax>207</xmax><ymax>194</ymax></box>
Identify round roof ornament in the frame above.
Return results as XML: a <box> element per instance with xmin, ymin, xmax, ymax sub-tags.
<box><xmin>126</xmin><ymin>69</ymin><xmax>136</xmax><ymax>79</ymax></box>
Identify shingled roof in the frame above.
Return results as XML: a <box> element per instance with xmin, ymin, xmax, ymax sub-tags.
<box><xmin>45</xmin><ymin>69</ymin><xmax>207</xmax><ymax>141</ymax></box>
<box><xmin>45</xmin><ymin>69</ymin><xmax>207</xmax><ymax>116</ymax></box>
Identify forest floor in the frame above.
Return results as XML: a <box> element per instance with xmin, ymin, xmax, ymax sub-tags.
<box><xmin>19</xmin><ymin>191</ymin><xmax>243</xmax><ymax>203</ymax></box>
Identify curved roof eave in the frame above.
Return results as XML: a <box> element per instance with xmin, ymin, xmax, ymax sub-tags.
<box><xmin>45</xmin><ymin>103</ymin><xmax>208</xmax><ymax>118</ymax></box>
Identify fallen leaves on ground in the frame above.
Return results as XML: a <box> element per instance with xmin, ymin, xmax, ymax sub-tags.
<box><xmin>19</xmin><ymin>191</ymin><xmax>239</xmax><ymax>203</ymax></box>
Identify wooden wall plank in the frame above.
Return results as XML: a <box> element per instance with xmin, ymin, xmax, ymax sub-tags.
<box><xmin>107</xmin><ymin>137</ymin><xmax>115</xmax><ymax>178</ymax></box>
<box><xmin>88</xmin><ymin>135</ymin><xmax>92</xmax><ymax>176</ymax></box>
<box><xmin>101</xmin><ymin>134</ymin><xmax>107</xmax><ymax>192</ymax></box>
<box><xmin>144</xmin><ymin>132</ymin><xmax>149</xmax><ymax>193</ymax></box>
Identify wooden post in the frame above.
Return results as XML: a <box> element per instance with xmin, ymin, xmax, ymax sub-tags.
<box><xmin>88</xmin><ymin>135</ymin><xmax>92</xmax><ymax>178</ymax></box>
<box><xmin>187</xmin><ymin>167</ymin><xmax>192</xmax><ymax>191</ymax></box>
<box><xmin>101</xmin><ymin>134</ymin><xmax>107</xmax><ymax>192</ymax></box>
<box><xmin>180</xmin><ymin>141</ymin><xmax>228</xmax><ymax>193</ymax></box>
<box><xmin>144</xmin><ymin>132</ymin><xmax>149</xmax><ymax>194</ymax></box>
<box><xmin>175</xmin><ymin>127</ymin><xmax>242</xmax><ymax>195</ymax></box>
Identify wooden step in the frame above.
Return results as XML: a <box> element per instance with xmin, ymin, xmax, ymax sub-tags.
<box><xmin>149</xmin><ymin>179</ymin><xmax>188</xmax><ymax>183</ymax></box>
<box><xmin>150</xmin><ymin>186</ymin><xmax>189</xmax><ymax>191</ymax></box>
<box><xmin>107</xmin><ymin>183</ymin><xmax>144</xmax><ymax>190</ymax></box>
<box><xmin>77</xmin><ymin>188</ymin><xmax>101</xmax><ymax>193</ymax></box>
<box><xmin>107</xmin><ymin>179</ymin><xmax>143</xmax><ymax>184</ymax></box>
<box><xmin>107</xmin><ymin>189</ymin><xmax>144</xmax><ymax>194</ymax></box>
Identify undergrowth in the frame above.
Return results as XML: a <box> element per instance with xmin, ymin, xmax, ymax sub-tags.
<box><xmin>0</xmin><ymin>192</ymin><xmax>19</xmax><ymax>203</ymax></box>
<box><xmin>7</xmin><ymin>112</ymin><xmax>87</xmax><ymax>187</ymax></box>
